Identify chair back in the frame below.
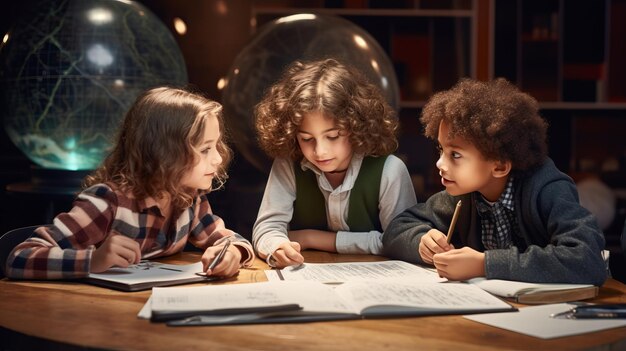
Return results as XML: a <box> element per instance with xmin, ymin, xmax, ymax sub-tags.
<box><xmin>0</xmin><ymin>225</ymin><xmax>46</xmax><ymax>278</ymax></box>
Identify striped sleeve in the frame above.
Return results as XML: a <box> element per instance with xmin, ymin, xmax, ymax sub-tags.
<box><xmin>5</xmin><ymin>185</ymin><xmax>117</xmax><ymax>280</ymax></box>
<box><xmin>188</xmin><ymin>194</ymin><xmax>255</xmax><ymax>267</ymax></box>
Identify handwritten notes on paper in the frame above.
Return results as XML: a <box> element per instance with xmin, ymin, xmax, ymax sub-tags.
<box><xmin>265</xmin><ymin>260</ymin><xmax>445</xmax><ymax>284</ymax></box>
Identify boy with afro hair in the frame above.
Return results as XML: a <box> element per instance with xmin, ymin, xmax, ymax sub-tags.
<box><xmin>383</xmin><ymin>78</ymin><xmax>607</xmax><ymax>285</ymax></box>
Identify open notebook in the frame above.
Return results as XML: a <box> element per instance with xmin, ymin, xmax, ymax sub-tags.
<box><xmin>142</xmin><ymin>280</ymin><xmax>516</xmax><ymax>325</ymax></box>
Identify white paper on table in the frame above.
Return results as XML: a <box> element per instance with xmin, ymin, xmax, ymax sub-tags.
<box><xmin>464</xmin><ymin>303</ymin><xmax>626</xmax><ymax>339</ymax></box>
<box><xmin>265</xmin><ymin>260</ymin><xmax>445</xmax><ymax>284</ymax></box>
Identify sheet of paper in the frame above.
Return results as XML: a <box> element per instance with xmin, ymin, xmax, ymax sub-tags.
<box><xmin>337</xmin><ymin>281</ymin><xmax>513</xmax><ymax>313</ymax></box>
<box><xmin>265</xmin><ymin>260</ymin><xmax>445</xmax><ymax>283</ymax></box>
<box><xmin>464</xmin><ymin>303</ymin><xmax>626</xmax><ymax>339</ymax></box>
<box><xmin>150</xmin><ymin>281</ymin><xmax>355</xmax><ymax>315</ymax></box>
<box><xmin>138</xmin><ymin>296</ymin><xmax>152</xmax><ymax>319</ymax></box>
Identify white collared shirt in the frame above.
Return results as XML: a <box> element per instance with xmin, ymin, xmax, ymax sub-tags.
<box><xmin>252</xmin><ymin>154</ymin><xmax>417</xmax><ymax>258</ymax></box>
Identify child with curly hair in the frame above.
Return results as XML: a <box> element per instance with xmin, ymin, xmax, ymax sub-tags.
<box><xmin>5</xmin><ymin>87</ymin><xmax>254</xmax><ymax>279</ymax></box>
<box><xmin>383</xmin><ymin>78</ymin><xmax>607</xmax><ymax>285</ymax></box>
<box><xmin>253</xmin><ymin>59</ymin><xmax>417</xmax><ymax>268</ymax></box>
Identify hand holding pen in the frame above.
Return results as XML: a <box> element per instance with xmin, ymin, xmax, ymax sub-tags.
<box><xmin>199</xmin><ymin>238</ymin><xmax>241</xmax><ymax>278</ymax></box>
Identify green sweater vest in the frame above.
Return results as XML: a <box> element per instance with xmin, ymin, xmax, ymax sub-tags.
<box><xmin>290</xmin><ymin>156</ymin><xmax>388</xmax><ymax>232</ymax></box>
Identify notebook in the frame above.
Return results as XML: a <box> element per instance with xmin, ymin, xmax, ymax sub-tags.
<box><xmin>143</xmin><ymin>280</ymin><xmax>516</xmax><ymax>325</ymax></box>
<box><xmin>86</xmin><ymin>261</ymin><xmax>217</xmax><ymax>292</ymax></box>
<box><xmin>468</xmin><ymin>278</ymin><xmax>598</xmax><ymax>304</ymax></box>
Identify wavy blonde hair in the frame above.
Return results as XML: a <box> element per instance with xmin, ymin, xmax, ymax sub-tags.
<box><xmin>255</xmin><ymin>59</ymin><xmax>398</xmax><ymax>160</ymax></box>
<box><xmin>84</xmin><ymin>86</ymin><xmax>232</xmax><ymax>210</ymax></box>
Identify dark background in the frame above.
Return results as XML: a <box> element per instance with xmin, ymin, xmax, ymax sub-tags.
<box><xmin>1</xmin><ymin>0</ymin><xmax>625</xmax><ymax>281</ymax></box>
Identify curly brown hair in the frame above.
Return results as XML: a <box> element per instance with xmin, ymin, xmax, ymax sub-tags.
<box><xmin>84</xmin><ymin>86</ymin><xmax>232</xmax><ymax>210</ymax></box>
<box><xmin>255</xmin><ymin>58</ymin><xmax>398</xmax><ymax>160</ymax></box>
<box><xmin>420</xmin><ymin>78</ymin><xmax>548</xmax><ymax>171</ymax></box>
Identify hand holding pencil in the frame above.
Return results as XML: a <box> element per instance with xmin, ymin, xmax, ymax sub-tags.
<box><xmin>418</xmin><ymin>200</ymin><xmax>462</xmax><ymax>265</ymax></box>
<box><xmin>430</xmin><ymin>200</ymin><xmax>487</xmax><ymax>281</ymax></box>
<box><xmin>200</xmin><ymin>238</ymin><xmax>241</xmax><ymax>278</ymax></box>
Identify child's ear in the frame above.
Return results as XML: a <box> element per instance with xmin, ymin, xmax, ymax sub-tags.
<box><xmin>492</xmin><ymin>160</ymin><xmax>512</xmax><ymax>178</ymax></box>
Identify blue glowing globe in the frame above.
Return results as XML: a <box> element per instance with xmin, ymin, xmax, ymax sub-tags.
<box><xmin>221</xmin><ymin>14</ymin><xmax>399</xmax><ymax>173</ymax></box>
<box><xmin>0</xmin><ymin>0</ymin><xmax>188</xmax><ymax>170</ymax></box>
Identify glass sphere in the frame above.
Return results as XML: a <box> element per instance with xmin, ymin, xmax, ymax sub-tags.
<box><xmin>0</xmin><ymin>0</ymin><xmax>188</xmax><ymax>170</ymax></box>
<box><xmin>221</xmin><ymin>14</ymin><xmax>399</xmax><ymax>173</ymax></box>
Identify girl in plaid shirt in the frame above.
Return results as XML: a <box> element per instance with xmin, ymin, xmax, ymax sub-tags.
<box><xmin>5</xmin><ymin>87</ymin><xmax>254</xmax><ymax>280</ymax></box>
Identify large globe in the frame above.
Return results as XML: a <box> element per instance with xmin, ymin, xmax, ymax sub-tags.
<box><xmin>0</xmin><ymin>0</ymin><xmax>188</xmax><ymax>170</ymax></box>
<box><xmin>221</xmin><ymin>14</ymin><xmax>399</xmax><ymax>173</ymax></box>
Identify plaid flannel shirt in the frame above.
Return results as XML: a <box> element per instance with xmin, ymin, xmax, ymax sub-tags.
<box><xmin>5</xmin><ymin>184</ymin><xmax>254</xmax><ymax>279</ymax></box>
<box><xmin>476</xmin><ymin>176</ymin><xmax>517</xmax><ymax>250</ymax></box>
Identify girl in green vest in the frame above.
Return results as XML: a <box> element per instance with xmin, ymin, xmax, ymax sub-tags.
<box><xmin>252</xmin><ymin>59</ymin><xmax>417</xmax><ymax>268</ymax></box>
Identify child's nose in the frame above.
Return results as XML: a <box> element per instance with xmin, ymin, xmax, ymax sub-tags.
<box><xmin>212</xmin><ymin>152</ymin><xmax>223</xmax><ymax>166</ymax></box>
<box><xmin>314</xmin><ymin>141</ymin><xmax>327</xmax><ymax>156</ymax></box>
<box><xmin>436</xmin><ymin>155</ymin><xmax>446</xmax><ymax>171</ymax></box>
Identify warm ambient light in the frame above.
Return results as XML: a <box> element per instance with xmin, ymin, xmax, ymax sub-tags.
<box><xmin>276</xmin><ymin>14</ymin><xmax>316</xmax><ymax>24</ymax></box>
<box><xmin>353</xmin><ymin>35</ymin><xmax>368</xmax><ymax>49</ymax></box>
<box><xmin>370</xmin><ymin>59</ymin><xmax>380</xmax><ymax>73</ymax></box>
<box><xmin>173</xmin><ymin>17</ymin><xmax>187</xmax><ymax>35</ymax></box>
<box><xmin>217</xmin><ymin>77</ymin><xmax>227</xmax><ymax>90</ymax></box>
<box><xmin>2</xmin><ymin>33</ymin><xmax>9</xmax><ymax>44</ymax></box>
<box><xmin>215</xmin><ymin>0</ymin><xmax>228</xmax><ymax>15</ymax></box>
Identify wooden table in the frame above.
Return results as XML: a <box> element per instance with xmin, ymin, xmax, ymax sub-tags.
<box><xmin>1</xmin><ymin>251</ymin><xmax>625</xmax><ymax>351</ymax></box>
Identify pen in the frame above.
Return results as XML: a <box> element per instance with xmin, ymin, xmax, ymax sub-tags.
<box><xmin>446</xmin><ymin>200</ymin><xmax>462</xmax><ymax>244</ymax></box>
<box><xmin>208</xmin><ymin>239</ymin><xmax>231</xmax><ymax>272</ymax></box>
<box><xmin>550</xmin><ymin>304</ymin><xmax>626</xmax><ymax>319</ymax></box>
<box><xmin>159</xmin><ymin>267</ymin><xmax>182</xmax><ymax>272</ymax></box>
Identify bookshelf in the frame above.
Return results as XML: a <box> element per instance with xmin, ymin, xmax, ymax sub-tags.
<box><xmin>494</xmin><ymin>0</ymin><xmax>626</xmax><ymax>105</ymax></box>
<box><xmin>493</xmin><ymin>0</ymin><xmax>626</xmax><ymax>184</ymax></box>
<box><xmin>252</xmin><ymin>0</ymin><xmax>481</xmax><ymax>109</ymax></box>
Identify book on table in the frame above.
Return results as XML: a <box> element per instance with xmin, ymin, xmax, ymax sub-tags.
<box><xmin>467</xmin><ymin>278</ymin><xmax>598</xmax><ymax>304</ymax></box>
<box><xmin>144</xmin><ymin>280</ymin><xmax>517</xmax><ymax>326</ymax></box>
<box><xmin>265</xmin><ymin>260</ymin><xmax>597</xmax><ymax>305</ymax></box>
<box><xmin>86</xmin><ymin>261</ymin><xmax>217</xmax><ymax>292</ymax></box>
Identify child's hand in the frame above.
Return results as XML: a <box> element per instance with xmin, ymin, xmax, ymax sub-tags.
<box><xmin>432</xmin><ymin>247</ymin><xmax>485</xmax><ymax>281</ymax></box>
<box><xmin>201</xmin><ymin>244</ymin><xmax>242</xmax><ymax>278</ymax></box>
<box><xmin>270</xmin><ymin>241</ymin><xmax>304</xmax><ymax>268</ymax></box>
<box><xmin>418</xmin><ymin>229</ymin><xmax>454</xmax><ymax>264</ymax></box>
<box><xmin>90</xmin><ymin>235</ymin><xmax>141</xmax><ymax>273</ymax></box>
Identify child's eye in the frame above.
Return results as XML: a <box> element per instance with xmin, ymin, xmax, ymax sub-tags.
<box><xmin>327</xmin><ymin>135</ymin><xmax>339</xmax><ymax>141</ymax></box>
<box><xmin>451</xmin><ymin>151</ymin><xmax>461</xmax><ymax>159</ymax></box>
<box><xmin>201</xmin><ymin>147</ymin><xmax>211</xmax><ymax>154</ymax></box>
<box><xmin>436</xmin><ymin>145</ymin><xmax>443</xmax><ymax>154</ymax></box>
<box><xmin>300</xmin><ymin>137</ymin><xmax>312</xmax><ymax>142</ymax></box>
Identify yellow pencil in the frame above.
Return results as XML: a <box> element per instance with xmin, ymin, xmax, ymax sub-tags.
<box><xmin>446</xmin><ymin>200</ymin><xmax>462</xmax><ymax>244</ymax></box>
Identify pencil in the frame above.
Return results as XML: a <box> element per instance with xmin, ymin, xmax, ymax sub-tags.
<box><xmin>446</xmin><ymin>200</ymin><xmax>462</xmax><ymax>244</ymax></box>
<box><xmin>208</xmin><ymin>239</ymin><xmax>231</xmax><ymax>271</ymax></box>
